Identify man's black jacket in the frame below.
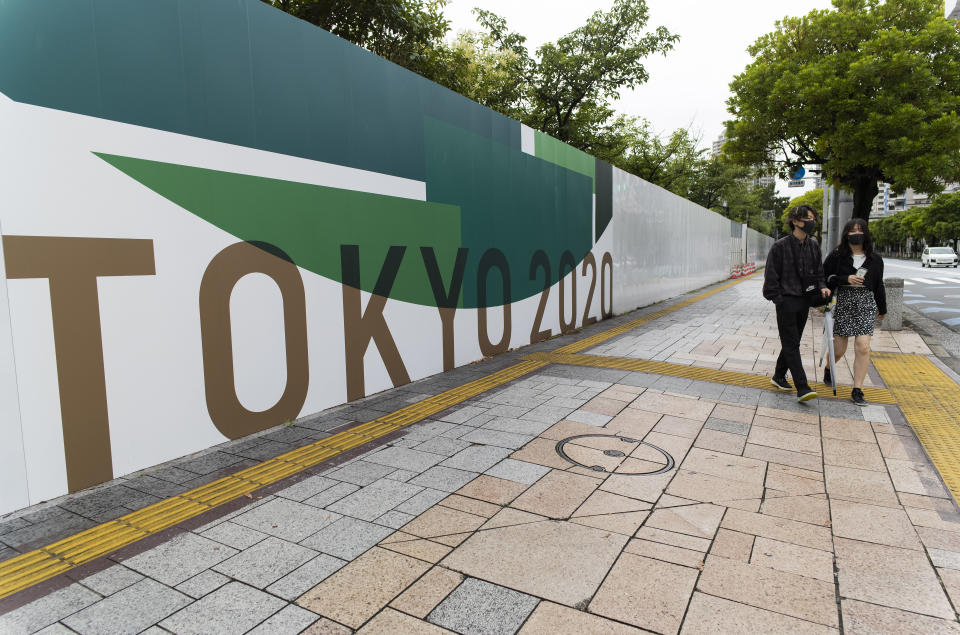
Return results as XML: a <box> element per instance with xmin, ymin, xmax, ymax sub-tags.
<box><xmin>823</xmin><ymin>249</ymin><xmax>887</xmax><ymax>316</ymax></box>
<box><xmin>763</xmin><ymin>234</ymin><xmax>826</xmax><ymax>306</ymax></box>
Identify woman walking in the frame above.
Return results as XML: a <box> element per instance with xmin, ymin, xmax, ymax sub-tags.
<box><xmin>823</xmin><ymin>219</ymin><xmax>886</xmax><ymax>406</ymax></box>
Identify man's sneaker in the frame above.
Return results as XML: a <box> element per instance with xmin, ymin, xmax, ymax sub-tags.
<box><xmin>797</xmin><ymin>387</ymin><xmax>818</xmax><ymax>403</ymax></box>
<box><xmin>771</xmin><ymin>376</ymin><xmax>793</xmax><ymax>391</ymax></box>
<box><xmin>851</xmin><ymin>387</ymin><xmax>867</xmax><ymax>406</ymax></box>
<box><xmin>823</xmin><ymin>366</ymin><xmax>832</xmax><ymax>386</ymax></box>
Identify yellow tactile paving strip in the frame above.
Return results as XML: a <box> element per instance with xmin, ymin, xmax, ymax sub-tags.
<box><xmin>0</xmin><ymin>360</ymin><xmax>548</xmax><ymax>599</ymax></box>
<box><xmin>524</xmin><ymin>351</ymin><xmax>896</xmax><ymax>404</ymax></box>
<box><xmin>873</xmin><ymin>353</ymin><xmax>960</xmax><ymax>502</ymax></box>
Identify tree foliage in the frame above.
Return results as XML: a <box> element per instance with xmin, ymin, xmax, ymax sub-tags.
<box><xmin>473</xmin><ymin>1</ymin><xmax>678</xmax><ymax>156</ymax></box>
<box><xmin>725</xmin><ymin>0</ymin><xmax>960</xmax><ymax>220</ymax></box>
<box><xmin>782</xmin><ymin>188</ymin><xmax>824</xmax><ymax>232</ymax></box>
<box><xmin>873</xmin><ymin>193</ymin><xmax>960</xmax><ymax>253</ymax></box>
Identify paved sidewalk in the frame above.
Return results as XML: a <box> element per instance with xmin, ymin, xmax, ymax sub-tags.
<box><xmin>2</xmin><ymin>276</ymin><xmax>960</xmax><ymax>634</ymax></box>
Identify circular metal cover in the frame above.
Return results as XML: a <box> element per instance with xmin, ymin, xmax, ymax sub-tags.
<box><xmin>555</xmin><ymin>434</ymin><xmax>675</xmax><ymax>476</ymax></box>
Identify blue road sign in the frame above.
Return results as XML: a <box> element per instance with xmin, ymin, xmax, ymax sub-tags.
<box><xmin>790</xmin><ymin>166</ymin><xmax>806</xmax><ymax>180</ymax></box>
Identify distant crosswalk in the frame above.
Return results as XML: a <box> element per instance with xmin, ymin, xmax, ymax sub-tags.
<box><xmin>901</xmin><ymin>275</ymin><xmax>960</xmax><ymax>286</ymax></box>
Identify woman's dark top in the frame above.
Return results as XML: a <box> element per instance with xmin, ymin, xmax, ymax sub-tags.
<box><xmin>823</xmin><ymin>250</ymin><xmax>887</xmax><ymax>315</ymax></box>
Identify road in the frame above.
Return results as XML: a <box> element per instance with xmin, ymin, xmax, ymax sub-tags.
<box><xmin>883</xmin><ymin>257</ymin><xmax>960</xmax><ymax>332</ymax></box>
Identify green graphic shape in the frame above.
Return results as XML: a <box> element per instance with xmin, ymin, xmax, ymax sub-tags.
<box><xmin>534</xmin><ymin>132</ymin><xmax>596</xmax><ymax>191</ymax></box>
<box><xmin>96</xmin><ymin>153</ymin><xmax>463</xmax><ymax>307</ymax></box>
<box><xmin>424</xmin><ymin>118</ymin><xmax>594</xmax><ymax>307</ymax></box>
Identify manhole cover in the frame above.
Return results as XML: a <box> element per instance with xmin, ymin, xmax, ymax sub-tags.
<box><xmin>555</xmin><ymin>434</ymin><xmax>674</xmax><ymax>476</ymax></box>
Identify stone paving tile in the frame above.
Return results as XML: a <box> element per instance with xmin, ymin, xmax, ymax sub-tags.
<box><xmin>175</xmin><ymin>569</ymin><xmax>230</xmax><ymax>599</ymax></box>
<box><xmin>646</xmin><ymin>503</ymin><xmax>725</xmax><ymax>539</ymax></box>
<box><xmin>395</xmin><ymin>488</ymin><xmax>450</xmax><ymax>516</ymax></box>
<box><xmin>697</xmin><ymin>556</ymin><xmax>838</xmax><ymax>627</ymax></box>
<box><xmin>743</xmin><ymin>444</ymin><xmax>822</xmax><ymax>472</ymax></box>
<box><xmin>680</xmin><ymin>448</ymin><xmax>766</xmax><ymax>485</ymax></box>
<box><xmin>301</xmin><ymin>516</ymin><xmax>395</xmax><ymax>560</ymax></box>
<box><xmin>508</xmin><ymin>438</ymin><xmax>574</xmax><ymax>470</ymax></box>
<box><xmin>681</xmin><ymin>592</ymin><xmax>838</xmax><ymax>635</ymax></box>
<box><xmin>565</xmin><ymin>410</ymin><xmax>612</xmax><ymax>426</ymax></box>
<box><xmin>482</xmin><ymin>417</ymin><xmax>554</xmax><ymax>437</ymax></box>
<box><xmin>665</xmin><ymin>470</ymin><xmax>763</xmax><ymax>507</ymax></box>
<box><xmin>233</xmin><ymin>498</ymin><xmax>341</xmax><ymax>543</ymax></box>
<box><xmin>59</xmin><ymin>484</ymin><xmax>160</xmax><ymax>520</ymax></box>
<box><xmin>443</xmin><ymin>520</ymin><xmax>626</xmax><ymax>607</ymax></box>
<box><xmin>302</xmin><ymin>482</ymin><xmax>360</xmax><ymax>509</ymax></box>
<box><xmin>201</xmin><ymin>520</ymin><xmax>270</xmax><ymax>550</ymax></box>
<box><xmin>375</xmin><ymin>509</ymin><xmax>416</xmax><ymax>529</ymax></box>
<box><xmin>122</xmin><ymin>475</ymin><xmax>189</xmax><ymax>499</ymax></box>
<box><xmin>327</xmin><ymin>478</ymin><xmax>423</xmax><ymax>521</ymax></box>
<box><xmin>455</xmin><ymin>475</ymin><xmax>529</xmax><ymax>506</ymax></box>
<box><xmin>830</xmin><ymin>499</ymin><xmax>922</xmax><ymax>550</ymax></box>
<box><xmin>427</xmin><ymin>578</ymin><xmax>539</xmax><ymax>635</ymax></box>
<box><xmin>266</xmin><ymin>553</ymin><xmax>348</xmax><ymax>601</ymax></box>
<box><xmin>835</xmin><ymin>537</ymin><xmax>955</xmax><ymax>619</ymax></box>
<box><xmin>459</xmin><ymin>428</ymin><xmax>533</xmax><ymax>449</ymax></box>
<box><xmin>409</xmin><ymin>466</ymin><xmax>479</xmax><ymax>492</ymax></box>
<box><xmin>274</xmin><ymin>475</ymin><xmax>339</xmax><ymax>502</ymax></box>
<box><xmin>694</xmin><ymin>428</ymin><xmax>747</xmax><ymax>455</ymax></box>
<box><xmin>0</xmin><ymin>584</ymin><xmax>101</xmax><ymax>633</ymax></box>
<box><xmin>63</xmin><ymin>578</ymin><xmax>191</xmax><ymax>635</ymax></box>
<box><xmin>886</xmin><ymin>458</ymin><xmax>952</xmax><ymax>498</ymax></box>
<box><xmin>160</xmin><ymin>582</ymin><xmax>286</xmax><ymax>634</ymax></box>
<box><xmin>363</xmin><ymin>447</ymin><xmax>445</xmax><ymax>473</ymax></box>
<box><xmin>248</xmin><ymin>604</ymin><xmax>320</xmax><ymax>635</ymax></box>
<box><xmin>589</xmin><ymin>552</ymin><xmax>698</xmax><ymax>634</ymax></box>
<box><xmin>438</xmin><ymin>405</ymin><xmax>488</xmax><ymax>425</ymax></box>
<box><xmin>748</xmin><ymin>426</ymin><xmax>821</xmax><ymax>456</ymax></box>
<box><xmin>414</xmin><ymin>437</ymin><xmax>473</xmax><ymax>457</ymax></box>
<box><xmin>121</xmin><ymin>532</ymin><xmax>238</xmax><ymax>586</ymax></box>
<box><xmin>322</xmin><ymin>460</ymin><xmax>397</xmax><ymax>486</ymax></box>
<box><xmin>360</xmin><ymin>608</ymin><xmax>453</xmax><ymax>634</ymax></box>
<box><xmin>484</xmin><ymin>459</ymin><xmax>551</xmax><ymax>485</ymax></box>
<box><xmin>841</xmin><ymin>599</ymin><xmax>960</xmax><ymax>635</ymax></box>
<box><xmin>709</xmin><ymin>528</ymin><xmax>755</xmax><ymax>562</ymax></box>
<box><xmin>510</xmin><ymin>471</ymin><xmax>600</xmax><ymax>519</ymax></box>
<box><xmin>213</xmin><ymin>536</ymin><xmax>318</xmax><ymax>589</ymax></box>
<box><xmin>760</xmin><ymin>495</ymin><xmax>830</xmax><ymax>526</ymax></box>
<box><xmin>824</xmin><ymin>465</ymin><xmax>900</xmax><ymax>507</ymax></box>
<box><xmin>520</xmin><ymin>601</ymin><xmax>643</xmax><ymax>634</ymax></box>
<box><xmin>439</xmin><ymin>495</ymin><xmax>500</xmax><ymax>519</ymax></box>
<box><xmin>520</xmin><ymin>404</ymin><xmax>577</xmax><ymax>425</ymax></box>
<box><xmin>721</xmin><ymin>508</ymin><xmax>833</xmax><ymax>552</ymax></box>
<box><xmin>750</xmin><ymin>536</ymin><xmax>834</xmax><ymax>582</ymax></box>
<box><xmin>623</xmin><ymin>538</ymin><xmax>704</xmax><ymax>568</ymax></box>
<box><xmin>390</xmin><ymin>567</ymin><xmax>464</xmax><ymax>618</ymax></box>
<box><xmin>298</xmin><ymin>547</ymin><xmax>430</xmax><ymax>628</ymax></box>
<box><xmin>76</xmin><ymin>564</ymin><xmax>143</xmax><ymax>596</ymax></box>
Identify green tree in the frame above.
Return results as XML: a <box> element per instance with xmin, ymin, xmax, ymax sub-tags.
<box><xmin>920</xmin><ymin>192</ymin><xmax>960</xmax><ymax>247</ymax></box>
<box><xmin>781</xmin><ymin>188</ymin><xmax>824</xmax><ymax>232</ymax></box>
<box><xmin>474</xmin><ymin>0</ymin><xmax>678</xmax><ymax>156</ymax></box>
<box><xmin>724</xmin><ymin>0</ymin><xmax>960</xmax><ymax>221</ymax></box>
<box><xmin>687</xmin><ymin>155</ymin><xmax>751</xmax><ymax>213</ymax></box>
<box><xmin>613</xmin><ymin>118</ymin><xmax>706</xmax><ymax>195</ymax></box>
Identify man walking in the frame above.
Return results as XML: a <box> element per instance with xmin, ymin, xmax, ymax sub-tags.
<box><xmin>763</xmin><ymin>204</ymin><xmax>831</xmax><ymax>402</ymax></box>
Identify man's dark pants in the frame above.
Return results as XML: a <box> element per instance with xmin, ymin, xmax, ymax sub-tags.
<box><xmin>774</xmin><ymin>296</ymin><xmax>810</xmax><ymax>392</ymax></box>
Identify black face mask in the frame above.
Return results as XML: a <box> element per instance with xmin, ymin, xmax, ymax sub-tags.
<box><xmin>848</xmin><ymin>234</ymin><xmax>865</xmax><ymax>246</ymax></box>
<box><xmin>800</xmin><ymin>220</ymin><xmax>816</xmax><ymax>235</ymax></box>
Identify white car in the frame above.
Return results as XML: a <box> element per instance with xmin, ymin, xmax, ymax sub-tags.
<box><xmin>922</xmin><ymin>246</ymin><xmax>960</xmax><ymax>268</ymax></box>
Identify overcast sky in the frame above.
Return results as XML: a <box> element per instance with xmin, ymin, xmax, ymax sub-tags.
<box><xmin>444</xmin><ymin>0</ymin><xmax>836</xmax><ymax>195</ymax></box>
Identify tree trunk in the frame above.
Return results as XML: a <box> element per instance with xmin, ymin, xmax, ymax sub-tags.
<box><xmin>851</xmin><ymin>176</ymin><xmax>879</xmax><ymax>221</ymax></box>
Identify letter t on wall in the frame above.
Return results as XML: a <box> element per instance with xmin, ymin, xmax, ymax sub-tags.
<box><xmin>2</xmin><ymin>236</ymin><xmax>155</xmax><ymax>493</ymax></box>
